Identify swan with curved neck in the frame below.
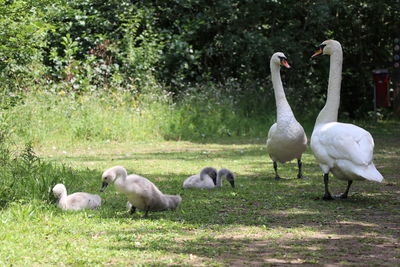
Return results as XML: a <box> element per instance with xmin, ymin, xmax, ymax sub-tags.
<box><xmin>183</xmin><ymin>167</ymin><xmax>217</xmax><ymax>189</ymax></box>
<box><xmin>266</xmin><ymin>52</ymin><xmax>308</xmax><ymax>180</ymax></box>
<box><xmin>311</xmin><ymin>40</ymin><xmax>384</xmax><ymax>200</ymax></box>
<box><xmin>101</xmin><ymin>166</ymin><xmax>181</xmax><ymax>217</ymax></box>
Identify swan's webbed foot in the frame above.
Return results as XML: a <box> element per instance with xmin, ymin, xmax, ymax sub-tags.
<box><xmin>336</xmin><ymin>180</ymin><xmax>353</xmax><ymax>199</ymax></box>
<box><xmin>334</xmin><ymin>193</ymin><xmax>348</xmax><ymax>199</ymax></box>
<box><xmin>322</xmin><ymin>173</ymin><xmax>335</xmax><ymax>200</ymax></box>
<box><xmin>322</xmin><ymin>193</ymin><xmax>335</xmax><ymax>201</ymax></box>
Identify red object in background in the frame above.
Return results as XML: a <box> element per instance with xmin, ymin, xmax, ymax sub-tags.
<box><xmin>372</xmin><ymin>69</ymin><xmax>390</xmax><ymax>108</ymax></box>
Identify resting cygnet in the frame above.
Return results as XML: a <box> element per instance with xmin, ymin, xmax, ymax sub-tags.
<box><xmin>52</xmin><ymin>183</ymin><xmax>101</xmax><ymax>211</ymax></box>
<box><xmin>216</xmin><ymin>168</ymin><xmax>235</xmax><ymax>188</ymax></box>
<box><xmin>101</xmin><ymin>166</ymin><xmax>181</xmax><ymax>217</ymax></box>
<box><xmin>183</xmin><ymin>167</ymin><xmax>218</xmax><ymax>189</ymax></box>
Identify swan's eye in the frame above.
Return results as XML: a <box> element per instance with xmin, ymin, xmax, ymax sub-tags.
<box><xmin>319</xmin><ymin>44</ymin><xmax>327</xmax><ymax>50</ymax></box>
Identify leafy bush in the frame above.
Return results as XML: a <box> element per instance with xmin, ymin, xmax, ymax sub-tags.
<box><xmin>1</xmin><ymin>0</ymin><xmax>397</xmax><ymax>120</ymax></box>
<box><xmin>0</xmin><ymin>0</ymin><xmax>51</xmax><ymax>92</ymax></box>
<box><xmin>141</xmin><ymin>0</ymin><xmax>397</xmax><ymax>118</ymax></box>
<box><xmin>45</xmin><ymin>0</ymin><xmax>163</xmax><ymax>94</ymax></box>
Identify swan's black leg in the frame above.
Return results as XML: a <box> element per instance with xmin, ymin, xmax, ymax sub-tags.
<box><xmin>273</xmin><ymin>161</ymin><xmax>281</xmax><ymax>180</ymax></box>
<box><xmin>322</xmin><ymin>173</ymin><xmax>334</xmax><ymax>200</ymax></box>
<box><xmin>336</xmin><ymin>180</ymin><xmax>353</xmax><ymax>199</ymax></box>
<box><xmin>296</xmin><ymin>159</ymin><xmax>309</xmax><ymax>179</ymax></box>
<box><xmin>129</xmin><ymin>205</ymin><xmax>136</xmax><ymax>214</ymax></box>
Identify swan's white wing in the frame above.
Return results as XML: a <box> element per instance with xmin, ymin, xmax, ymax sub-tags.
<box><xmin>318</xmin><ymin>122</ymin><xmax>374</xmax><ymax>165</ymax></box>
<box><xmin>267</xmin><ymin>123</ymin><xmax>277</xmax><ymax>140</ymax></box>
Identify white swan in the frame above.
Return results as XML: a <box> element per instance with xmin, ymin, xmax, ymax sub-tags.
<box><xmin>52</xmin><ymin>184</ymin><xmax>101</xmax><ymax>211</ymax></box>
<box><xmin>311</xmin><ymin>40</ymin><xmax>384</xmax><ymax>200</ymax></box>
<box><xmin>101</xmin><ymin>166</ymin><xmax>181</xmax><ymax>217</ymax></box>
<box><xmin>183</xmin><ymin>167</ymin><xmax>217</xmax><ymax>189</ymax></box>
<box><xmin>266</xmin><ymin>52</ymin><xmax>308</xmax><ymax>180</ymax></box>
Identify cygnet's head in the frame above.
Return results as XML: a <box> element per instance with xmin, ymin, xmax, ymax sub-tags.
<box><xmin>270</xmin><ymin>52</ymin><xmax>291</xmax><ymax>68</ymax></box>
<box><xmin>100</xmin><ymin>166</ymin><xmax>124</xmax><ymax>192</ymax></box>
<box><xmin>311</xmin><ymin>40</ymin><xmax>342</xmax><ymax>57</ymax></box>
<box><xmin>52</xmin><ymin>183</ymin><xmax>67</xmax><ymax>198</ymax></box>
<box><xmin>226</xmin><ymin>172</ymin><xmax>235</xmax><ymax>188</ymax></box>
<box><xmin>218</xmin><ymin>168</ymin><xmax>235</xmax><ymax>188</ymax></box>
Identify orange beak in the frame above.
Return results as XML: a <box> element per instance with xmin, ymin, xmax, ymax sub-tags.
<box><xmin>281</xmin><ymin>59</ymin><xmax>291</xmax><ymax>68</ymax></box>
<box><xmin>311</xmin><ymin>48</ymin><xmax>323</xmax><ymax>58</ymax></box>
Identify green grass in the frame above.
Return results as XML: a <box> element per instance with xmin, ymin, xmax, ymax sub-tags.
<box><xmin>5</xmin><ymin>92</ymin><xmax>274</xmax><ymax>147</ymax></box>
<box><xmin>0</xmin><ymin>120</ymin><xmax>399</xmax><ymax>266</ymax></box>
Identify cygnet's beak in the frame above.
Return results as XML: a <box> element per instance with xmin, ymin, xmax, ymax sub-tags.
<box><xmin>229</xmin><ymin>179</ymin><xmax>235</xmax><ymax>188</ymax></box>
<box><xmin>311</xmin><ymin>48</ymin><xmax>323</xmax><ymax>58</ymax></box>
<box><xmin>100</xmin><ymin>181</ymin><xmax>108</xmax><ymax>192</ymax></box>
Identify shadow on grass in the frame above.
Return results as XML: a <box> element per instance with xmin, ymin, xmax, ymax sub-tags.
<box><xmin>102</xmin><ymin>198</ymin><xmax>400</xmax><ymax>266</ymax></box>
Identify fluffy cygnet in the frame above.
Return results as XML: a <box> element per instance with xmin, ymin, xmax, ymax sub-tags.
<box><xmin>52</xmin><ymin>183</ymin><xmax>101</xmax><ymax>211</ymax></box>
<box><xmin>101</xmin><ymin>166</ymin><xmax>181</xmax><ymax>217</ymax></box>
<box><xmin>183</xmin><ymin>167</ymin><xmax>218</xmax><ymax>189</ymax></box>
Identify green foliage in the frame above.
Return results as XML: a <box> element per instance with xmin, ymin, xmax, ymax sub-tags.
<box><xmin>0</xmin><ymin>0</ymin><xmax>52</xmax><ymax>91</ymax></box>
<box><xmin>0</xmin><ymin>0</ymin><xmax>398</xmax><ymax>118</ymax></box>
<box><xmin>141</xmin><ymin>0</ymin><xmax>398</xmax><ymax>117</ymax></box>
<box><xmin>45</xmin><ymin>0</ymin><xmax>163</xmax><ymax>94</ymax></box>
<box><xmin>0</xmin><ymin>142</ymin><xmax>88</xmax><ymax>207</ymax></box>
<box><xmin>0</xmin><ymin>109</ymin><xmax>97</xmax><ymax>206</ymax></box>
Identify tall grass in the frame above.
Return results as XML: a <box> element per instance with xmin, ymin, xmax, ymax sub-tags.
<box><xmin>5</xmin><ymin>89</ymin><xmax>276</xmax><ymax>146</ymax></box>
<box><xmin>0</xmin><ymin>142</ymin><xmax>95</xmax><ymax>207</ymax></box>
<box><xmin>0</xmin><ymin>109</ymin><xmax>100</xmax><ymax>207</ymax></box>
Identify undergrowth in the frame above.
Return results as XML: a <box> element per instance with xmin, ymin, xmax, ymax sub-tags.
<box><xmin>0</xmin><ymin>141</ymin><xmax>95</xmax><ymax>207</ymax></box>
<box><xmin>5</xmin><ymin>89</ymin><xmax>277</xmax><ymax>146</ymax></box>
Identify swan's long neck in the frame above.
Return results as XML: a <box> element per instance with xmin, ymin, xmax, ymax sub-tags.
<box><xmin>113</xmin><ymin>167</ymin><xmax>128</xmax><ymax>187</ymax></box>
<box><xmin>270</xmin><ymin>62</ymin><xmax>294</xmax><ymax>122</ymax></box>
<box><xmin>216</xmin><ymin>169</ymin><xmax>231</xmax><ymax>188</ymax></box>
<box><xmin>315</xmin><ymin>49</ymin><xmax>343</xmax><ymax>126</ymax></box>
<box><xmin>57</xmin><ymin>190</ymin><xmax>67</xmax><ymax>209</ymax></box>
<box><xmin>215</xmin><ymin>174</ymin><xmax>222</xmax><ymax>187</ymax></box>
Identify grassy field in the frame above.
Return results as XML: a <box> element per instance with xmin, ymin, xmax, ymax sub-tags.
<box><xmin>0</xmin><ymin>121</ymin><xmax>399</xmax><ymax>266</ymax></box>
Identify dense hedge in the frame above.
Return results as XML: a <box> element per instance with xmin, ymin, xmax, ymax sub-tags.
<box><xmin>0</xmin><ymin>0</ymin><xmax>398</xmax><ymax>117</ymax></box>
